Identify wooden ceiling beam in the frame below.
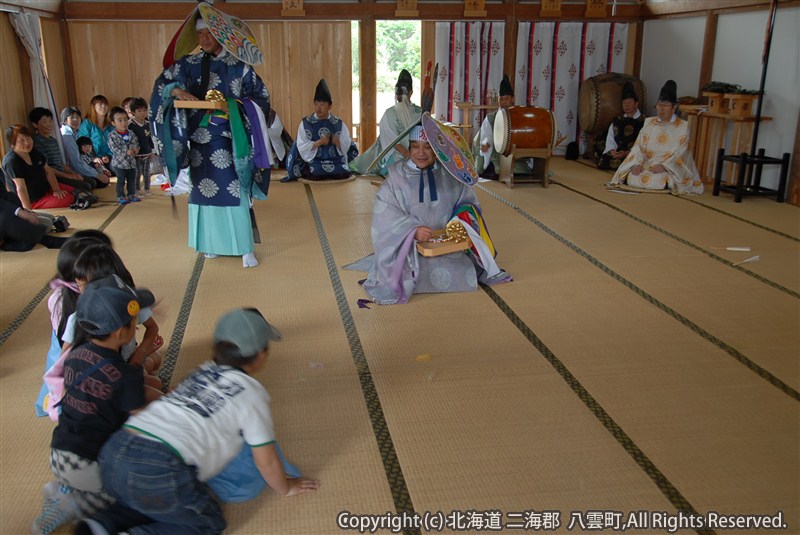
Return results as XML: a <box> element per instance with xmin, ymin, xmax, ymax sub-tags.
<box><xmin>63</xmin><ymin>1</ymin><xmax>641</xmax><ymax>21</ymax></box>
<box><xmin>0</xmin><ymin>0</ymin><xmax>62</xmax><ymax>16</ymax></box>
<box><xmin>641</xmin><ymin>0</ymin><xmax>797</xmax><ymax>18</ymax></box>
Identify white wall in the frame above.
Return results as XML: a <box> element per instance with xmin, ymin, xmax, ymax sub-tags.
<box><xmin>641</xmin><ymin>7</ymin><xmax>799</xmax><ymax>191</ymax></box>
<box><xmin>712</xmin><ymin>6</ymin><xmax>799</xmax><ymax>189</ymax></box>
<box><xmin>640</xmin><ymin>16</ymin><xmax>705</xmax><ymax>112</ymax></box>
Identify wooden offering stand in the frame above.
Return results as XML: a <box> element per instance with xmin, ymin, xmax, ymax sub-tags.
<box><xmin>416</xmin><ymin>230</ymin><xmax>471</xmax><ymax>257</ymax></box>
<box><xmin>174</xmin><ymin>100</ymin><xmax>228</xmax><ymax>111</ymax></box>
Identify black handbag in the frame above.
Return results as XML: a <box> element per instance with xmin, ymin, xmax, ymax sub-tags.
<box><xmin>52</xmin><ymin>215</ymin><xmax>70</xmax><ymax>233</ymax></box>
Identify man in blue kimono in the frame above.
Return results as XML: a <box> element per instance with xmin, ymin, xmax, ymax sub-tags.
<box><xmin>282</xmin><ymin>79</ymin><xmax>358</xmax><ymax>182</ymax></box>
<box><xmin>151</xmin><ymin>12</ymin><xmax>269</xmax><ymax>268</ymax></box>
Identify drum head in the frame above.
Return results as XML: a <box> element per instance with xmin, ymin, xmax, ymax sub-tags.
<box><xmin>493</xmin><ymin>108</ymin><xmax>509</xmax><ymax>156</ymax></box>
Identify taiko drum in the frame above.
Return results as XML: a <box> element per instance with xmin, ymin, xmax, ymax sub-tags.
<box><xmin>493</xmin><ymin>106</ymin><xmax>557</xmax><ymax>157</ymax></box>
<box><xmin>578</xmin><ymin>73</ymin><xmax>646</xmax><ymax>135</ymax></box>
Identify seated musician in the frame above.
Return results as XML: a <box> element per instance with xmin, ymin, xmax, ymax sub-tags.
<box><xmin>608</xmin><ymin>80</ymin><xmax>704</xmax><ymax>195</ymax></box>
<box><xmin>282</xmin><ymin>79</ymin><xmax>358</xmax><ymax>182</ymax></box>
<box><xmin>356</xmin><ymin>123</ymin><xmax>511</xmax><ymax>305</ymax></box>
<box><xmin>350</xmin><ymin>69</ymin><xmax>421</xmax><ymax>176</ymax></box>
<box><xmin>593</xmin><ymin>81</ymin><xmax>644</xmax><ymax>170</ymax></box>
<box><xmin>471</xmin><ymin>74</ymin><xmax>533</xmax><ymax>179</ymax></box>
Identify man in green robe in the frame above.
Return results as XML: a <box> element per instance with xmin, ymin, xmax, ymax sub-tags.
<box><xmin>350</xmin><ymin>69</ymin><xmax>422</xmax><ymax>176</ymax></box>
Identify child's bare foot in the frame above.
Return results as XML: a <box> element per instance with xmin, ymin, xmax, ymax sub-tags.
<box><xmin>144</xmin><ymin>373</ymin><xmax>163</xmax><ymax>391</ymax></box>
<box><xmin>144</xmin><ymin>352</ymin><xmax>162</xmax><ymax>374</ymax></box>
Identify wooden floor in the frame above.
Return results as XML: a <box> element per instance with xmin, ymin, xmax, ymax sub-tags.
<box><xmin>1</xmin><ymin>158</ymin><xmax>798</xmax><ymax>534</ymax></box>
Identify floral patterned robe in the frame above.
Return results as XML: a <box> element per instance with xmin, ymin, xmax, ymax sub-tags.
<box><xmin>610</xmin><ymin>116</ymin><xmax>704</xmax><ymax>195</ymax></box>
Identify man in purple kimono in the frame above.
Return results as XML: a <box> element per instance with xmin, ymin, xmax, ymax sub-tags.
<box><xmin>359</xmin><ymin>124</ymin><xmax>510</xmax><ymax>305</ymax></box>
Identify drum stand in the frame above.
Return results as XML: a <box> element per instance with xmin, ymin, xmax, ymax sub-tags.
<box><xmin>498</xmin><ymin>144</ymin><xmax>551</xmax><ymax>189</ymax></box>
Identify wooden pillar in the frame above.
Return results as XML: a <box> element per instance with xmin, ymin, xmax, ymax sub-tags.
<box><xmin>504</xmin><ymin>12</ymin><xmax>517</xmax><ymax>84</ymax></box>
<box><xmin>632</xmin><ymin>21</ymin><xmax>643</xmax><ymax>79</ymax></box>
<box><xmin>359</xmin><ymin>17</ymin><xmax>377</xmax><ymax>151</ymax></box>
<box><xmin>698</xmin><ymin>11</ymin><xmax>718</xmax><ymax>96</ymax></box>
<box><xmin>421</xmin><ymin>21</ymin><xmax>435</xmax><ymax>84</ymax></box>
<box><xmin>60</xmin><ymin>18</ymin><xmax>77</xmax><ymax>107</ymax></box>
<box><xmin>789</xmin><ymin>110</ymin><xmax>800</xmax><ymax>206</ymax></box>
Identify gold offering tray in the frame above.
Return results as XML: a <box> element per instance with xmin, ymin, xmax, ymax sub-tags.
<box><xmin>416</xmin><ymin>229</ymin><xmax>471</xmax><ymax>257</ymax></box>
<box><xmin>174</xmin><ymin>100</ymin><xmax>228</xmax><ymax>110</ymax></box>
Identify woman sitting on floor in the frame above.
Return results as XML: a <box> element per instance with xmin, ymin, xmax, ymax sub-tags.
<box><xmin>1</xmin><ymin>125</ymin><xmax>74</xmax><ymax>210</ymax></box>
<box><xmin>77</xmin><ymin>95</ymin><xmax>114</xmax><ymax>166</ymax></box>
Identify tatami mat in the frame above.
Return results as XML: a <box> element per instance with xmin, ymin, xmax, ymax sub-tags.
<box><xmin>1</xmin><ymin>160</ymin><xmax>798</xmax><ymax>534</ymax></box>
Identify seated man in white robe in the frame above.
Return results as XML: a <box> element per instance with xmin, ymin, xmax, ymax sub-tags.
<box><xmin>472</xmin><ymin>74</ymin><xmax>532</xmax><ymax>178</ymax></box>
<box><xmin>593</xmin><ymin>81</ymin><xmax>645</xmax><ymax>170</ymax></box>
<box><xmin>608</xmin><ymin>80</ymin><xmax>703</xmax><ymax>195</ymax></box>
<box><xmin>350</xmin><ymin>69</ymin><xmax>422</xmax><ymax>176</ymax></box>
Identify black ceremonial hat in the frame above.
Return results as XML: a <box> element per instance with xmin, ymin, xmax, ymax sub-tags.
<box><xmin>657</xmin><ymin>79</ymin><xmax>677</xmax><ymax>104</ymax></box>
<box><xmin>621</xmin><ymin>81</ymin><xmax>638</xmax><ymax>101</ymax></box>
<box><xmin>314</xmin><ymin>79</ymin><xmax>332</xmax><ymax>104</ymax></box>
<box><xmin>396</xmin><ymin>69</ymin><xmax>413</xmax><ymax>93</ymax></box>
<box><xmin>499</xmin><ymin>74</ymin><xmax>514</xmax><ymax>97</ymax></box>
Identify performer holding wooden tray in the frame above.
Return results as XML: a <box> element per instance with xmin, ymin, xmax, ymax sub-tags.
<box><xmin>416</xmin><ymin>221</ymin><xmax>472</xmax><ymax>257</ymax></box>
<box><xmin>150</xmin><ymin>2</ymin><xmax>272</xmax><ymax>268</ymax></box>
<box><xmin>345</xmin><ymin>113</ymin><xmax>511</xmax><ymax>305</ymax></box>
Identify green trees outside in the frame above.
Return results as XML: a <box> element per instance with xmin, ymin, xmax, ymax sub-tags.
<box><xmin>376</xmin><ymin>20</ymin><xmax>421</xmax><ymax>92</ymax></box>
<box><xmin>351</xmin><ymin>20</ymin><xmax>421</xmax><ymax>92</ymax></box>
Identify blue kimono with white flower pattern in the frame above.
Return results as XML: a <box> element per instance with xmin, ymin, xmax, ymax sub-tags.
<box><xmin>285</xmin><ymin>113</ymin><xmax>358</xmax><ymax>180</ymax></box>
<box><xmin>150</xmin><ymin>50</ymin><xmax>270</xmax><ymax>207</ymax></box>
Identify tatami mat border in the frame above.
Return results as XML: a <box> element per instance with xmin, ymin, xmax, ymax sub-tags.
<box><xmin>0</xmin><ymin>285</ymin><xmax>51</xmax><ymax>347</ymax></box>
<box><xmin>159</xmin><ymin>253</ymin><xmax>205</xmax><ymax>388</ymax></box>
<box><xmin>480</xmin><ymin>284</ymin><xmax>713</xmax><ymax>535</ymax></box>
<box><xmin>0</xmin><ymin>204</ymin><xmax>126</xmax><ymax>348</ymax></box>
<box><xmin>552</xmin><ymin>181</ymin><xmax>799</xmax><ymax>299</ymax></box>
<box><xmin>568</xmin><ymin>159</ymin><xmax>798</xmax><ymax>241</ymax></box>
<box><xmin>478</xmin><ymin>185</ymin><xmax>800</xmax><ymax>402</ymax></box>
<box><xmin>304</xmin><ymin>185</ymin><xmax>420</xmax><ymax>534</ymax></box>
<box><xmin>677</xmin><ymin>197</ymin><xmax>799</xmax><ymax>242</ymax></box>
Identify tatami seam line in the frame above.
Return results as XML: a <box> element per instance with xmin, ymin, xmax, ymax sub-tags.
<box><xmin>552</xmin><ymin>181</ymin><xmax>799</xmax><ymax>299</ymax></box>
<box><xmin>304</xmin><ymin>185</ymin><xmax>419</xmax><ymax>535</ymax></box>
<box><xmin>159</xmin><ymin>253</ymin><xmax>205</xmax><ymax>388</ymax></box>
<box><xmin>480</xmin><ymin>284</ymin><xmax>715</xmax><ymax>535</ymax></box>
<box><xmin>0</xmin><ymin>204</ymin><xmax>127</xmax><ymax>348</ymax></box>
<box><xmin>567</xmin><ymin>160</ymin><xmax>797</xmax><ymax>242</ymax></box>
<box><xmin>478</xmin><ymin>184</ymin><xmax>800</xmax><ymax>401</ymax></box>
<box><xmin>677</xmin><ymin>195</ymin><xmax>799</xmax><ymax>242</ymax></box>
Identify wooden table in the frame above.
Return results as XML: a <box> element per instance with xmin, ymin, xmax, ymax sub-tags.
<box><xmin>455</xmin><ymin>102</ymin><xmax>499</xmax><ymax>142</ymax></box>
<box><xmin>684</xmin><ymin>109</ymin><xmax>771</xmax><ymax>184</ymax></box>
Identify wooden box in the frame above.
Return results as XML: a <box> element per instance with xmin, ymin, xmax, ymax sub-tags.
<box><xmin>726</xmin><ymin>94</ymin><xmax>758</xmax><ymax>117</ymax></box>
<box><xmin>702</xmin><ymin>92</ymin><xmax>729</xmax><ymax>114</ymax></box>
<box><xmin>416</xmin><ymin>230</ymin><xmax>471</xmax><ymax>257</ymax></box>
<box><xmin>174</xmin><ymin>100</ymin><xmax>228</xmax><ymax>111</ymax></box>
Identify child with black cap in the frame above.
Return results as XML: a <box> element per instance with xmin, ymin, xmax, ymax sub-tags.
<box><xmin>32</xmin><ymin>275</ymin><xmax>154</xmax><ymax>535</ymax></box>
<box><xmin>77</xmin><ymin>308</ymin><xmax>320</xmax><ymax>535</ymax></box>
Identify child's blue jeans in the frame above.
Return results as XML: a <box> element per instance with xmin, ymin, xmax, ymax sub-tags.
<box><xmin>93</xmin><ymin>429</ymin><xmax>226</xmax><ymax>535</ymax></box>
<box><xmin>113</xmin><ymin>167</ymin><xmax>137</xmax><ymax>198</ymax></box>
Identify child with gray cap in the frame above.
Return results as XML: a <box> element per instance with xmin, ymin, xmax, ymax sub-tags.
<box><xmin>76</xmin><ymin>308</ymin><xmax>321</xmax><ymax>535</ymax></box>
<box><xmin>33</xmin><ymin>275</ymin><xmax>153</xmax><ymax>535</ymax></box>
